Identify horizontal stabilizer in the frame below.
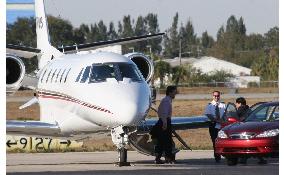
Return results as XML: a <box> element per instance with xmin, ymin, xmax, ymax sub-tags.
<box><xmin>7</xmin><ymin>44</ymin><xmax>41</xmax><ymax>58</ymax></box>
<box><xmin>58</xmin><ymin>33</ymin><xmax>164</xmax><ymax>53</ymax></box>
<box><xmin>7</xmin><ymin>120</ymin><xmax>61</xmax><ymax>137</ymax></box>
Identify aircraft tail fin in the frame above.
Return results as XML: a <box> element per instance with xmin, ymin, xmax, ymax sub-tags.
<box><xmin>35</xmin><ymin>0</ymin><xmax>62</xmax><ymax>69</ymax></box>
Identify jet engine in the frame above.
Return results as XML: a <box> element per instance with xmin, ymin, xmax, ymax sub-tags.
<box><xmin>124</xmin><ymin>53</ymin><xmax>154</xmax><ymax>83</ymax></box>
<box><xmin>6</xmin><ymin>54</ymin><xmax>26</xmax><ymax>94</ymax></box>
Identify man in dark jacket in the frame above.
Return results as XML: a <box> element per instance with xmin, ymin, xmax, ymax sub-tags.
<box><xmin>235</xmin><ymin>97</ymin><xmax>250</xmax><ymax>121</ymax></box>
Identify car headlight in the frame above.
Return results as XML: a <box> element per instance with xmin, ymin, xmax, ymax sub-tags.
<box><xmin>256</xmin><ymin>129</ymin><xmax>279</xmax><ymax>138</ymax></box>
<box><xmin>218</xmin><ymin>130</ymin><xmax>228</xmax><ymax>138</ymax></box>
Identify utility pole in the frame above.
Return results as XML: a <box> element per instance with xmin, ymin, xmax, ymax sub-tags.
<box><xmin>179</xmin><ymin>38</ymin><xmax>182</xmax><ymax>66</ymax></box>
<box><xmin>146</xmin><ymin>45</ymin><xmax>152</xmax><ymax>60</ymax></box>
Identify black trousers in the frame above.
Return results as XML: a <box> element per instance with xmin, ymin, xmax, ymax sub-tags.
<box><xmin>209</xmin><ymin>122</ymin><xmax>221</xmax><ymax>161</ymax></box>
<box><xmin>154</xmin><ymin>118</ymin><xmax>173</xmax><ymax>160</ymax></box>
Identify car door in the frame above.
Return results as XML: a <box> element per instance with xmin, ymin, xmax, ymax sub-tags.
<box><xmin>221</xmin><ymin>102</ymin><xmax>238</xmax><ymax>128</ymax></box>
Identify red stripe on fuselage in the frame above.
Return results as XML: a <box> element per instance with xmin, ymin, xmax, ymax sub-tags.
<box><xmin>38</xmin><ymin>94</ymin><xmax>113</xmax><ymax>115</ymax></box>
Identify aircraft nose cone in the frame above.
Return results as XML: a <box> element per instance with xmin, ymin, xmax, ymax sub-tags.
<box><xmin>112</xmin><ymin>91</ymin><xmax>150</xmax><ymax>126</ymax></box>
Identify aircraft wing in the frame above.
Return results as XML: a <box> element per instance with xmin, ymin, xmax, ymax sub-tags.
<box><xmin>6</xmin><ymin>44</ymin><xmax>41</xmax><ymax>58</ymax></box>
<box><xmin>6</xmin><ymin>120</ymin><xmax>62</xmax><ymax>137</ymax></box>
<box><xmin>137</xmin><ymin>116</ymin><xmax>209</xmax><ymax>132</ymax></box>
<box><xmin>57</xmin><ymin>33</ymin><xmax>164</xmax><ymax>53</ymax></box>
<box><xmin>129</xmin><ymin>116</ymin><xmax>209</xmax><ymax>156</ymax></box>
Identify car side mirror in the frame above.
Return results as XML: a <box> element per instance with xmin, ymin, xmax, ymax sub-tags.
<box><xmin>227</xmin><ymin>117</ymin><xmax>238</xmax><ymax>123</ymax></box>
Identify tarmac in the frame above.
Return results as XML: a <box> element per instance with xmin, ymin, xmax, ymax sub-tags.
<box><xmin>7</xmin><ymin>150</ymin><xmax>279</xmax><ymax>175</ymax></box>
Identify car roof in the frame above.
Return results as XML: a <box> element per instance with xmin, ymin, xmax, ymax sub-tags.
<box><xmin>263</xmin><ymin>101</ymin><xmax>279</xmax><ymax>106</ymax></box>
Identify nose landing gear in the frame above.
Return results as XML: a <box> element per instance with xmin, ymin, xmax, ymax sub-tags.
<box><xmin>111</xmin><ymin>126</ymin><xmax>131</xmax><ymax>166</ymax></box>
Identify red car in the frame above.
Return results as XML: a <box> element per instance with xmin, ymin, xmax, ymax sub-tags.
<box><xmin>215</xmin><ymin>101</ymin><xmax>279</xmax><ymax>166</ymax></box>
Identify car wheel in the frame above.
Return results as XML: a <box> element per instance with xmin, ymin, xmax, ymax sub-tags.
<box><xmin>226</xmin><ymin>157</ymin><xmax>238</xmax><ymax>166</ymax></box>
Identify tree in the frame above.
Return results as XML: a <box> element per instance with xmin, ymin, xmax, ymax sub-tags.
<box><xmin>238</xmin><ymin>17</ymin><xmax>246</xmax><ymax>36</ymax></box>
<box><xmin>245</xmin><ymin>34</ymin><xmax>264</xmax><ymax>50</ymax></box>
<box><xmin>145</xmin><ymin>13</ymin><xmax>162</xmax><ymax>54</ymax></box>
<box><xmin>121</xmin><ymin>15</ymin><xmax>135</xmax><ymax>53</ymax></box>
<box><xmin>201</xmin><ymin>31</ymin><xmax>214</xmax><ymax>48</ymax></box>
<box><xmin>251</xmin><ymin>48</ymin><xmax>278</xmax><ymax>80</ymax></box>
<box><xmin>77</xmin><ymin>24</ymin><xmax>91</xmax><ymax>42</ymax></box>
<box><xmin>117</xmin><ymin>21</ymin><xmax>123</xmax><ymax>37</ymax></box>
<box><xmin>6</xmin><ymin>17</ymin><xmax>36</xmax><ymax>47</ymax></box>
<box><xmin>108</xmin><ymin>22</ymin><xmax>118</xmax><ymax>40</ymax></box>
<box><xmin>226</xmin><ymin>15</ymin><xmax>239</xmax><ymax>33</ymax></box>
<box><xmin>97</xmin><ymin>20</ymin><xmax>108</xmax><ymax>41</ymax></box>
<box><xmin>163</xmin><ymin>12</ymin><xmax>179</xmax><ymax>58</ymax></box>
<box><xmin>121</xmin><ymin>15</ymin><xmax>134</xmax><ymax>37</ymax></box>
<box><xmin>154</xmin><ymin>60</ymin><xmax>171</xmax><ymax>87</ymax></box>
<box><xmin>179</xmin><ymin>19</ymin><xmax>197</xmax><ymax>57</ymax></box>
<box><xmin>216</xmin><ymin>25</ymin><xmax>225</xmax><ymax>42</ymax></box>
<box><xmin>47</xmin><ymin>16</ymin><xmax>74</xmax><ymax>46</ymax></box>
<box><xmin>134</xmin><ymin>16</ymin><xmax>147</xmax><ymax>52</ymax></box>
<box><xmin>171</xmin><ymin>66</ymin><xmax>188</xmax><ymax>85</ymax></box>
<box><xmin>264</xmin><ymin>26</ymin><xmax>279</xmax><ymax>48</ymax></box>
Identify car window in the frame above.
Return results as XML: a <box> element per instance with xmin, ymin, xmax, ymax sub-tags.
<box><xmin>245</xmin><ymin>103</ymin><xmax>279</xmax><ymax>122</ymax></box>
<box><xmin>269</xmin><ymin>106</ymin><xmax>279</xmax><ymax>121</ymax></box>
<box><xmin>222</xmin><ymin>102</ymin><xmax>237</xmax><ymax>121</ymax></box>
<box><xmin>249</xmin><ymin>102</ymin><xmax>266</xmax><ymax>112</ymax></box>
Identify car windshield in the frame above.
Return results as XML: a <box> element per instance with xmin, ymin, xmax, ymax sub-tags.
<box><xmin>89</xmin><ymin>63</ymin><xmax>142</xmax><ymax>82</ymax></box>
<box><xmin>245</xmin><ymin>103</ymin><xmax>279</xmax><ymax>122</ymax></box>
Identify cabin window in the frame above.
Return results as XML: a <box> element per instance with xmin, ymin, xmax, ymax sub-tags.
<box><xmin>80</xmin><ymin>66</ymin><xmax>91</xmax><ymax>83</ymax></box>
<box><xmin>46</xmin><ymin>69</ymin><xmax>53</xmax><ymax>83</ymax></box>
<box><xmin>50</xmin><ymin>69</ymin><xmax>57</xmax><ymax>83</ymax></box>
<box><xmin>55</xmin><ymin>69</ymin><xmax>62</xmax><ymax>83</ymax></box>
<box><xmin>64</xmin><ymin>68</ymin><xmax>72</xmax><ymax>83</ymax></box>
<box><xmin>60</xmin><ymin>69</ymin><xmax>66</xmax><ymax>83</ymax></box>
<box><xmin>89</xmin><ymin>63</ymin><xmax>142</xmax><ymax>83</ymax></box>
<box><xmin>75</xmin><ymin>68</ymin><xmax>84</xmax><ymax>82</ymax></box>
<box><xmin>40</xmin><ymin>69</ymin><xmax>48</xmax><ymax>83</ymax></box>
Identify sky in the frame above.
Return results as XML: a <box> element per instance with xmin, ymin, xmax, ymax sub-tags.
<box><xmin>6</xmin><ymin>0</ymin><xmax>279</xmax><ymax>39</ymax></box>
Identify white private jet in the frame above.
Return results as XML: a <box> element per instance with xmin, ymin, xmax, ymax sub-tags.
<box><xmin>6</xmin><ymin>0</ymin><xmax>209</xmax><ymax>166</ymax></box>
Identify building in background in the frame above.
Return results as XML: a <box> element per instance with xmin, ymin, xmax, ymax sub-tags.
<box><xmin>161</xmin><ymin>56</ymin><xmax>260</xmax><ymax>88</ymax></box>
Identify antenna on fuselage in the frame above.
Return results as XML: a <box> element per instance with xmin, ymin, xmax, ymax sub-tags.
<box><xmin>61</xmin><ymin>45</ymin><xmax>65</xmax><ymax>53</ymax></box>
<box><xmin>75</xmin><ymin>43</ymin><xmax>78</xmax><ymax>53</ymax></box>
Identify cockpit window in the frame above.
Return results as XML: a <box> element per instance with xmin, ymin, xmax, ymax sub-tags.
<box><xmin>118</xmin><ymin>63</ymin><xmax>142</xmax><ymax>81</ymax></box>
<box><xmin>90</xmin><ymin>64</ymin><xmax>116</xmax><ymax>82</ymax></box>
<box><xmin>89</xmin><ymin>63</ymin><xmax>142</xmax><ymax>83</ymax></box>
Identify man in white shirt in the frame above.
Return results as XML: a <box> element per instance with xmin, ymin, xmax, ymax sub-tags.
<box><xmin>204</xmin><ymin>90</ymin><xmax>226</xmax><ymax>163</ymax></box>
<box><xmin>154</xmin><ymin>85</ymin><xmax>177</xmax><ymax>164</ymax></box>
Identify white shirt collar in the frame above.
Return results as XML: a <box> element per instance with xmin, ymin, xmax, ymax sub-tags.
<box><xmin>211</xmin><ymin>100</ymin><xmax>220</xmax><ymax>106</ymax></box>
